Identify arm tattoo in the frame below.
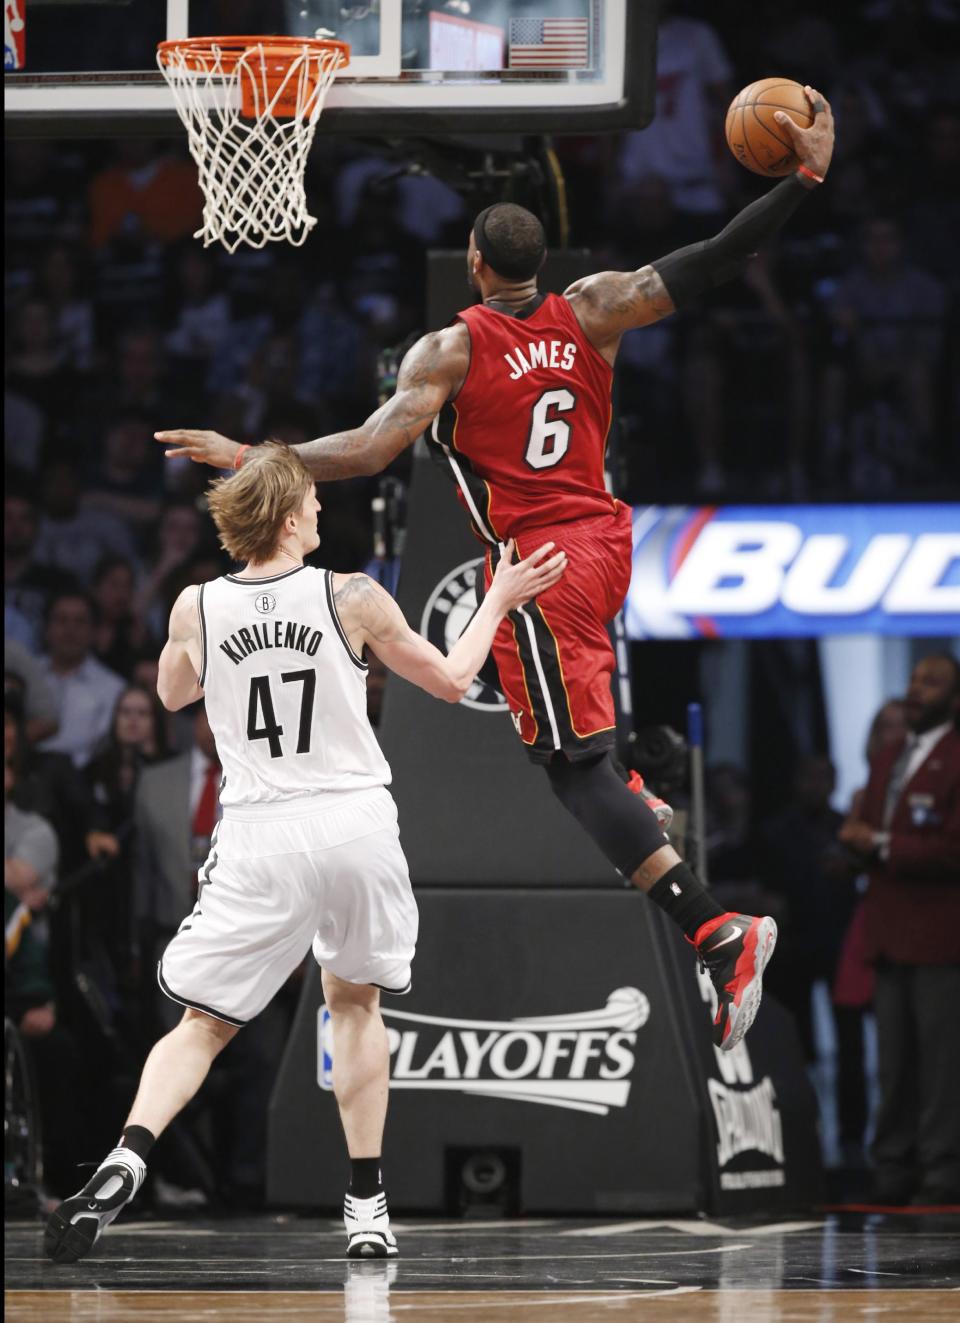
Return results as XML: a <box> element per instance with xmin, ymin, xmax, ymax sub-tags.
<box><xmin>333</xmin><ymin>575</ymin><xmax>403</xmax><ymax>645</ymax></box>
<box><xmin>588</xmin><ymin>267</ymin><xmax>676</xmax><ymax>327</ymax></box>
<box><xmin>294</xmin><ymin>331</ymin><xmax>454</xmax><ymax>480</ymax></box>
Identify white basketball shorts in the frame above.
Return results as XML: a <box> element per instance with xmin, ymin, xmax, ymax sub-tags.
<box><xmin>158</xmin><ymin>787</ymin><xmax>418</xmax><ymax>1026</ymax></box>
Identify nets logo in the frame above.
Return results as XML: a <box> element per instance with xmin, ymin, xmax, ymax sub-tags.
<box><xmin>627</xmin><ymin>505</ymin><xmax>960</xmax><ymax>639</ymax></box>
<box><xmin>253</xmin><ymin>592</ymin><xmax>277</xmax><ymax>615</ymax></box>
<box><xmin>420</xmin><ymin>558</ymin><xmax>506</xmax><ymax>712</ymax></box>
<box><xmin>319</xmin><ymin>988</ymin><xmax>650</xmax><ymax>1115</ymax></box>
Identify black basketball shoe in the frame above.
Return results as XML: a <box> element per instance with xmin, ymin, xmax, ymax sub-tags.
<box><xmin>44</xmin><ymin>1147</ymin><xmax>147</xmax><ymax>1264</ymax></box>
<box><xmin>692</xmin><ymin>912</ymin><xmax>778</xmax><ymax>1051</ymax></box>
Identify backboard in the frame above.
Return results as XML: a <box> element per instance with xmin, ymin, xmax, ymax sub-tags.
<box><xmin>4</xmin><ymin>0</ymin><xmax>659</xmax><ymax>138</ymax></box>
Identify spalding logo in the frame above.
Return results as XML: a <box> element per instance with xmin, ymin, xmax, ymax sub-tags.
<box><xmin>420</xmin><ymin>558</ymin><xmax>507</xmax><ymax>713</ymax></box>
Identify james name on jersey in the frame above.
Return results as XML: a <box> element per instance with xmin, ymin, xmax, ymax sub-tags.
<box><xmin>504</xmin><ymin>339</ymin><xmax>577</xmax><ymax>380</ymax></box>
<box><xmin>218</xmin><ymin>618</ymin><xmax>323</xmax><ymax>666</ymax></box>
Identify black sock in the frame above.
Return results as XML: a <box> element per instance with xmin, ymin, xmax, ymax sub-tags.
<box><xmin>118</xmin><ymin>1124</ymin><xmax>156</xmax><ymax>1162</ymax></box>
<box><xmin>648</xmin><ymin>863</ymin><xmax>725</xmax><ymax>941</ymax></box>
<box><xmin>350</xmin><ymin>1157</ymin><xmax>383</xmax><ymax>1199</ymax></box>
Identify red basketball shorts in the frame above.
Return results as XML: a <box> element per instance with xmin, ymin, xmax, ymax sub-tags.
<box><xmin>483</xmin><ymin>502</ymin><xmax>632</xmax><ymax>764</ymax></box>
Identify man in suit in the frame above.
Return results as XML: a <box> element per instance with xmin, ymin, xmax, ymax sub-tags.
<box><xmin>133</xmin><ymin>703</ymin><xmax>292</xmax><ymax>1206</ymax></box>
<box><xmin>839</xmin><ymin>652</ymin><xmax>960</xmax><ymax>1206</ymax></box>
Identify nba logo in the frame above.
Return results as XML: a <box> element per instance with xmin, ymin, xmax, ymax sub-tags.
<box><xmin>5</xmin><ymin>1</ymin><xmax>26</xmax><ymax>70</ymax></box>
<box><xmin>317</xmin><ymin>1005</ymin><xmax>334</xmax><ymax>1090</ymax></box>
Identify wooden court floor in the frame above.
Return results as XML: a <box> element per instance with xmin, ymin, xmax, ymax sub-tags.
<box><xmin>5</xmin><ymin>1214</ymin><xmax>959</xmax><ymax>1322</ymax></box>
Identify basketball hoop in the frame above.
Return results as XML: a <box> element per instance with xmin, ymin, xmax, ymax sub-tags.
<box><xmin>157</xmin><ymin>36</ymin><xmax>350</xmax><ymax>253</ymax></box>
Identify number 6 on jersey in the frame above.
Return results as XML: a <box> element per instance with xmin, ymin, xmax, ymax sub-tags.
<box><xmin>524</xmin><ymin>388</ymin><xmax>575</xmax><ymax>470</ymax></box>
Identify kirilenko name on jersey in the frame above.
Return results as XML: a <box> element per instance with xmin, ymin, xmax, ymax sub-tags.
<box><xmin>218</xmin><ymin>619</ymin><xmax>323</xmax><ymax>666</ymax></box>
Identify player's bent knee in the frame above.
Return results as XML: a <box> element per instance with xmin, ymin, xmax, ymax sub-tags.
<box><xmin>545</xmin><ymin>752</ymin><xmax>667</xmax><ymax>876</ymax></box>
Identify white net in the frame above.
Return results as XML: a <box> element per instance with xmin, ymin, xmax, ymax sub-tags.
<box><xmin>157</xmin><ymin>39</ymin><xmax>348</xmax><ymax>254</ymax></box>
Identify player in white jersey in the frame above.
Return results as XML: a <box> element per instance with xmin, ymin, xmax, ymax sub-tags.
<box><xmin>45</xmin><ymin>443</ymin><xmax>565</xmax><ymax>1265</ymax></box>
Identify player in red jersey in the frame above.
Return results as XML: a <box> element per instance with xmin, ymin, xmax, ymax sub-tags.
<box><xmin>158</xmin><ymin>86</ymin><xmax>834</xmax><ymax>1051</ymax></box>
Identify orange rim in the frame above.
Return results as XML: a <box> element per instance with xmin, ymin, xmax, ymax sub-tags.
<box><xmin>157</xmin><ymin>35</ymin><xmax>350</xmax><ymax>76</ymax></box>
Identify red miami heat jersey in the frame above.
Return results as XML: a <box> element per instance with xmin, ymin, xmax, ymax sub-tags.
<box><xmin>427</xmin><ymin>293</ymin><xmax>617</xmax><ymax>544</ymax></box>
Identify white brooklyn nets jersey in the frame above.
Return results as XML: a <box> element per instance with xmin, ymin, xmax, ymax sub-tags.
<box><xmin>198</xmin><ymin>565</ymin><xmax>390</xmax><ymax>807</ymax></box>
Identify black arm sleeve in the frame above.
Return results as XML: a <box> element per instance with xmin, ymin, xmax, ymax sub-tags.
<box><xmin>651</xmin><ymin>175</ymin><xmax>811</xmax><ymax>309</ymax></box>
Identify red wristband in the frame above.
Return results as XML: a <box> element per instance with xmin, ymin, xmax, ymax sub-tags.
<box><xmin>233</xmin><ymin>444</ymin><xmax>250</xmax><ymax>470</ymax></box>
<box><xmin>796</xmin><ymin>164</ymin><xmax>824</xmax><ymax>185</ymax></box>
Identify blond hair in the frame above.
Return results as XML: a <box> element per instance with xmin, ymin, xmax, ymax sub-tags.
<box><xmin>206</xmin><ymin>442</ymin><xmax>314</xmax><ymax>565</ymax></box>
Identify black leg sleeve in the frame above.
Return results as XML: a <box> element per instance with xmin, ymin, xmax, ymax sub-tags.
<box><xmin>546</xmin><ymin>753</ymin><xmax>667</xmax><ymax>877</ymax></box>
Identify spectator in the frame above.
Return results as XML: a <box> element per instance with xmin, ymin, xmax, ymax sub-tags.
<box><xmin>705</xmin><ymin>762</ymin><xmax>761</xmax><ymax>894</ymax></box>
<box><xmin>83</xmin><ymin>416</ymin><xmax>163</xmax><ymax>537</ymax></box>
<box><xmin>749</xmin><ymin>0</ymin><xmax>841</xmax><ymax>89</ymax></box>
<box><xmin>5</xmin><ymin>764</ymin><xmax>88</xmax><ymax>1197</ymax></box>
<box><xmin>164</xmin><ymin>246</ymin><xmax>231</xmax><ymax>367</ymax></box>
<box><xmin>83</xmin><ymin>684</ymin><xmax>170</xmax><ymax>978</ymax></box>
<box><xmin>91</xmin><ymin>556</ymin><xmax>149</xmax><ymax>678</ymax></box>
<box><xmin>5</xmin><ymin>692</ymin><xmax>92</xmax><ymax>876</ymax></box>
<box><xmin>5</xmin><ymin>484</ymin><xmax>79</xmax><ymax>651</ymax></box>
<box><xmin>5</xmin><ymin>639</ymin><xmax>59</xmax><ymax>745</ymax></box>
<box><xmin>820</xmin><ymin>82</ymin><xmax>899</xmax><ymax>236</ymax></box>
<box><xmin>5</xmin><ymin>298</ymin><xmax>77</xmax><ymax>443</ymax></box>
<box><xmin>761</xmin><ymin>755</ymin><xmax>856</xmax><ymax>1060</ymax></box>
<box><xmin>207</xmin><ymin>265</ymin><xmax>368</xmax><ymax>435</ymax></box>
<box><xmin>833</xmin><ymin>697</ymin><xmax>909</xmax><ymax>1168</ymax></box>
<box><xmin>87</xmin><ymin>684</ymin><xmax>170</xmax><ymax>851</ymax></box>
<box><xmin>5</xmin><ymin>885</ymin><xmax>56</xmax><ymax>1033</ymax></box>
<box><xmin>838</xmin><ymin>653</ymin><xmax>960</xmax><ymax>1206</ymax></box>
<box><xmin>35</xmin><ymin>458</ymin><xmax>138</xmax><ymax>587</ymax></box>
<box><xmin>132</xmin><ymin>704</ymin><xmax>220</xmax><ymax>1001</ymax></box>
<box><xmin>4</xmin><ymin>758</ymin><xmax>58</xmax><ymax>920</ymax></box>
<box><xmin>4</xmin><ymin>140</ymin><xmax>85</xmax><ymax>270</ymax></box>
<box><xmin>88</xmin><ymin>140</ymin><xmax>203</xmax><ymax>251</ymax></box>
<box><xmin>824</xmin><ymin>216</ymin><xmax>947</xmax><ymax>491</ymax></box>
<box><xmin>130</xmin><ymin>650</ymin><xmax>161</xmax><ymax>696</ymax></box>
<box><xmin>37</xmin><ymin>591</ymin><xmax>125</xmax><ymax>769</ymax></box>
<box><xmin>334</xmin><ymin>151</ymin><xmax>467</xmax><ymax>247</ymax></box>
<box><xmin>686</xmin><ymin>247</ymin><xmax>809</xmax><ymax>496</ymax></box>
<box><xmin>87</xmin><ymin>328</ymin><xmax>172</xmax><ymax>431</ymax></box>
<box><xmin>904</xmin><ymin>104</ymin><xmax>960</xmax><ymax>295</ymax></box>
<box><xmin>4</xmin><ymin>382</ymin><xmax>46</xmax><ymax>475</ymax></box>
<box><xmin>5</xmin><ymin>752</ymin><xmax>60</xmax><ymax>999</ymax></box>
<box><xmin>617</xmin><ymin>0</ymin><xmax>734</xmax><ymax>235</ymax></box>
<box><xmin>36</xmin><ymin>244</ymin><xmax>96</xmax><ymax>373</ymax></box>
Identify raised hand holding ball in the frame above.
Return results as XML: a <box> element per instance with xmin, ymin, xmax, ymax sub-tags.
<box><xmin>726</xmin><ymin>79</ymin><xmax>834</xmax><ymax>181</ymax></box>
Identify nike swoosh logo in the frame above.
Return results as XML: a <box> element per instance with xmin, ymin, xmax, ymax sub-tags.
<box><xmin>707</xmin><ymin>924</ymin><xmax>743</xmax><ymax>951</ymax></box>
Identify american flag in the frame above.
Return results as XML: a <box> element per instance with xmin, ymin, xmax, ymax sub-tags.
<box><xmin>508</xmin><ymin>17</ymin><xmax>590</xmax><ymax>70</ymax></box>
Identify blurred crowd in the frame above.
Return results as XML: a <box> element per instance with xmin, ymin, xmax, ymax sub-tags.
<box><xmin>5</xmin><ymin>0</ymin><xmax>959</xmax><ymax>1209</ymax></box>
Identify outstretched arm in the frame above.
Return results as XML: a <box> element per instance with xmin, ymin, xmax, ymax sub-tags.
<box><xmin>567</xmin><ymin>85</ymin><xmax>835</xmax><ymax>357</ymax></box>
<box><xmin>157</xmin><ymin>585</ymin><xmax>204</xmax><ymax>711</ymax></box>
<box><xmin>155</xmin><ymin>326</ymin><xmax>468</xmax><ymax>478</ymax></box>
<box><xmin>333</xmin><ymin>540</ymin><xmax>566</xmax><ymax>703</ymax></box>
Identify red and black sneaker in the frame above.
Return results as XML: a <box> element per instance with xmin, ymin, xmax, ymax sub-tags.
<box><xmin>691</xmin><ymin>912</ymin><xmax>778</xmax><ymax>1052</ymax></box>
<box><xmin>626</xmin><ymin>771</ymin><xmax>674</xmax><ymax>830</ymax></box>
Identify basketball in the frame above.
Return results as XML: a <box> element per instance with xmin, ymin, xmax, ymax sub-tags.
<box><xmin>725</xmin><ymin>77</ymin><xmax>814</xmax><ymax>177</ymax></box>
